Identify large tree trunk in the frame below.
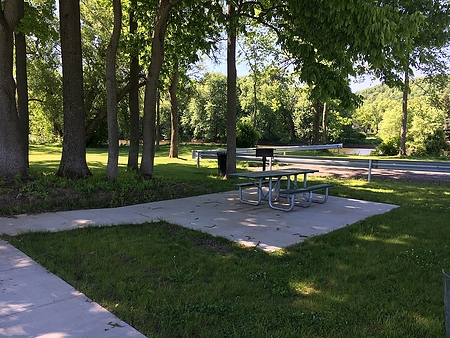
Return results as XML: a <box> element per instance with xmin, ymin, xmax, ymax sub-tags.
<box><xmin>312</xmin><ymin>101</ymin><xmax>321</xmax><ymax>145</ymax></box>
<box><xmin>399</xmin><ymin>69</ymin><xmax>409</xmax><ymax>156</ymax></box>
<box><xmin>57</xmin><ymin>0</ymin><xmax>91</xmax><ymax>178</ymax></box>
<box><xmin>106</xmin><ymin>0</ymin><xmax>122</xmax><ymax>181</ymax></box>
<box><xmin>225</xmin><ymin>4</ymin><xmax>237</xmax><ymax>177</ymax></box>
<box><xmin>127</xmin><ymin>0</ymin><xmax>140</xmax><ymax>171</ymax></box>
<box><xmin>141</xmin><ymin>0</ymin><xmax>180</xmax><ymax>177</ymax></box>
<box><xmin>15</xmin><ymin>0</ymin><xmax>29</xmax><ymax>168</ymax></box>
<box><xmin>0</xmin><ymin>1</ymin><xmax>27</xmax><ymax>177</ymax></box>
<box><xmin>169</xmin><ymin>59</ymin><xmax>179</xmax><ymax>158</ymax></box>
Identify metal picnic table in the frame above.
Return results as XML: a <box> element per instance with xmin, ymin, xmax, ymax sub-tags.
<box><xmin>229</xmin><ymin>168</ymin><xmax>329</xmax><ymax>211</ymax></box>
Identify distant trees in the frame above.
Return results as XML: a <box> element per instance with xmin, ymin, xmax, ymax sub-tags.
<box><xmin>366</xmin><ymin>0</ymin><xmax>450</xmax><ymax>155</ymax></box>
<box><xmin>183</xmin><ymin>73</ymin><xmax>228</xmax><ymax>143</ymax></box>
<box><xmin>356</xmin><ymin>79</ymin><xmax>450</xmax><ymax>155</ymax></box>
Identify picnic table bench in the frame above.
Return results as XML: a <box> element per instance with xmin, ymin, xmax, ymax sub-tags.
<box><xmin>230</xmin><ymin>169</ymin><xmax>331</xmax><ymax>211</ymax></box>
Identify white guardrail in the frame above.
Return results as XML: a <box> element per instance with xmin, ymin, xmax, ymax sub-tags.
<box><xmin>192</xmin><ymin>144</ymin><xmax>450</xmax><ymax>182</ymax></box>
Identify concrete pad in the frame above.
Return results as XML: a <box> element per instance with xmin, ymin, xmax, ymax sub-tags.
<box><xmin>115</xmin><ymin>191</ymin><xmax>398</xmax><ymax>251</ymax></box>
<box><xmin>0</xmin><ymin>190</ymin><xmax>398</xmax><ymax>252</ymax></box>
<box><xmin>0</xmin><ymin>240</ymin><xmax>145</xmax><ymax>337</ymax></box>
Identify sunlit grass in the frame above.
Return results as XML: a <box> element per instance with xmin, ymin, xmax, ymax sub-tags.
<box><xmin>2</xmin><ymin>144</ymin><xmax>450</xmax><ymax>337</ymax></box>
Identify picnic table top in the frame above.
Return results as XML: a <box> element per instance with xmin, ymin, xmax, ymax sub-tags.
<box><xmin>228</xmin><ymin>168</ymin><xmax>319</xmax><ymax>179</ymax></box>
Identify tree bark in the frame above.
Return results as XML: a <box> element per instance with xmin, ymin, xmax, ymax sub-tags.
<box><xmin>312</xmin><ymin>101</ymin><xmax>321</xmax><ymax>145</ymax></box>
<box><xmin>169</xmin><ymin>59</ymin><xmax>179</xmax><ymax>158</ymax></box>
<box><xmin>225</xmin><ymin>3</ymin><xmax>237</xmax><ymax>177</ymax></box>
<box><xmin>253</xmin><ymin>68</ymin><xmax>257</xmax><ymax>128</ymax></box>
<box><xmin>322</xmin><ymin>102</ymin><xmax>328</xmax><ymax>144</ymax></box>
<box><xmin>127</xmin><ymin>0</ymin><xmax>140</xmax><ymax>171</ymax></box>
<box><xmin>0</xmin><ymin>0</ymin><xmax>27</xmax><ymax>177</ymax></box>
<box><xmin>155</xmin><ymin>90</ymin><xmax>160</xmax><ymax>151</ymax></box>
<box><xmin>15</xmin><ymin>0</ymin><xmax>29</xmax><ymax>167</ymax></box>
<box><xmin>57</xmin><ymin>0</ymin><xmax>91</xmax><ymax>178</ymax></box>
<box><xmin>106</xmin><ymin>0</ymin><xmax>122</xmax><ymax>181</ymax></box>
<box><xmin>141</xmin><ymin>0</ymin><xmax>180</xmax><ymax>177</ymax></box>
<box><xmin>399</xmin><ymin>69</ymin><xmax>409</xmax><ymax>156</ymax></box>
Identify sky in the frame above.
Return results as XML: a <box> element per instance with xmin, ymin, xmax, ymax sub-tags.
<box><xmin>203</xmin><ymin>60</ymin><xmax>381</xmax><ymax>93</ymax></box>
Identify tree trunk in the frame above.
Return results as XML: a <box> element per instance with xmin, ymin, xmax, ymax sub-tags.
<box><xmin>312</xmin><ymin>101</ymin><xmax>321</xmax><ymax>145</ymax></box>
<box><xmin>0</xmin><ymin>1</ymin><xmax>27</xmax><ymax>177</ymax></box>
<box><xmin>322</xmin><ymin>102</ymin><xmax>328</xmax><ymax>144</ymax></box>
<box><xmin>141</xmin><ymin>0</ymin><xmax>180</xmax><ymax>177</ymax></box>
<box><xmin>57</xmin><ymin>0</ymin><xmax>91</xmax><ymax>179</ymax></box>
<box><xmin>169</xmin><ymin>59</ymin><xmax>179</xmax><ymax>158</ymax></box>
<box><xmin>155</xmin><ymin>90</ymin><xmax>160</xmax><ymax>151</ymax></box>
<box><xmin>225</xmin><ymin>4</ymin><xmax>237</xmax><ymax>177</ymax></box>
<box><xmin>127</xmin><ymin>0</ymin><xmax>140</xmax><ymax>171</ymax></box>
<box><xmin>286</xmin><ymin>110</ymin><xmax>296</xmax><ymax>140</ymax></box>
<box><xmin>15</xmin><ymin>0</ymin><xmax>29</xmax><ymax>168</ymax></box>
<box><xmin>399</xmin><ymin>69</ymin><xmax>409</xmax><ymax>156</ymax></box>
<box><xmin>253</xmin><ymin>68</ymin><xmax>257</xmax><ymax>128</ymax></box>
<box><xmin>106</xmin><ymin>0</ymin><xmax>122</xmax><ymax>181</ymax></box>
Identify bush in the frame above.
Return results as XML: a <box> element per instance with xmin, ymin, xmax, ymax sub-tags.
<box><xmin>375</xmin><ymin>137</ymin><xmax>399</xmax><ymax>156</ymax></box>
<box><xmin>424</xmin><ymin>129</ymin><xmax>449</xmax><ymax>157</ymax></box>
<box><xmin>236</xmin><ymin>122</ymin><xmax>260</xmax><ymax>148</ymax></box>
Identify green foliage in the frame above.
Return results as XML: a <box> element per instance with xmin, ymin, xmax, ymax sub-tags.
<box><xmin>182</xmin><ymin>73</ymin><xmax>228</xmax><ymax>143</ymax></box>
<box><xmin>408</xmin><ymin>99</ymin><xmax>446</xmax><ymax>148</ymax></box>
<box><xmin>236</xmin><ymin>121</ymin><xmax>260</xmax><ymax>148</ymax></box>
<box><xmin>423</xmin><ymin>129</ymin><xmax>449</xmax><ymax>156</ymax></box>
<box><xmin>374</xmin><ymin>137</ymin><xmax>400</xmax><ymax>156</ymax></box>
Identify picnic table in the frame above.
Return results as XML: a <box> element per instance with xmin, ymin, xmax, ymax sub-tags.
<box><xmin>229</xmin><ymin>168</ymin><xmax>332</xmax><ymax>211</ymax></box>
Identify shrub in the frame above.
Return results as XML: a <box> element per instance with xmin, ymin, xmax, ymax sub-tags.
<box><xmin>424</xmin><ymin>129</ymin><xmax>448</xmax><ymax>157</ymax></box>
<box><xmin>236</xmin><ymin>121</ymin><xmax>260</xmax><ymax>148</ymax></box>
<box><xmin>375</xmin><ymin>137</ymin><xmax>399</xmax><ymax>156</ymax></box>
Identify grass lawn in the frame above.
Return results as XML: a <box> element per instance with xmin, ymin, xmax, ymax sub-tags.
<box><xmin>2</xmin><ymin>144</ymin><xmax>450</xmax><ymax>337</ymax></box>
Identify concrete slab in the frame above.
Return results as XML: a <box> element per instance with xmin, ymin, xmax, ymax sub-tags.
<box><xmin>1</xmin><ymin>191</ymin><xmax>398</xmax><ymax>252</ymax></box>
<box><xmin>0</xmin><ymin>240</ymin><xmax>145</xmax><ymax>337</ymax></box>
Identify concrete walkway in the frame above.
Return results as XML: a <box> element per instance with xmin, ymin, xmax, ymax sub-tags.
<box><xmin>0</xmin><ymin>191</ymin><xmax>398</xmax><ymax>337</ymax></box>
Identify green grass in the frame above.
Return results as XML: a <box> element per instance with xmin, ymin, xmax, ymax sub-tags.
<box><xmin>2</xmin><ymin>144</ymin><xmax>450</xmax><ymax>337</ymax></box>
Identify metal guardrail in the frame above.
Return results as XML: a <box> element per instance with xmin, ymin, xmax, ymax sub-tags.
<box><xmin>192</xmin><ymin>144</ymin><xmax>343</xmax><ymax>167</ymax></box>
<box><xmin>272</xmin><ymin>156</ymin><xmax>450</xmax><ymax>181</ymax></box>
<box><xmin>192</xmin><ymin>146</ymin><xmax>450</xmax><ymax>182</ymax></box>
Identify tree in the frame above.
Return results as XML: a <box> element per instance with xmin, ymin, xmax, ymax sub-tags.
<box><xmin>238</xmin><ymin>25</ymin><xmax>280</xmax><ymax>128</ymax></box>
<box><xmin>408</xmin><ymin>98</ymin><xmax>446</xmax><ymax>148</ymax></box>
<box><xmin>225</xmin><ymin>2</ymin><xmax>237</xmax><ymax>176</ymax></box>
<box><xmin>26</xmin><ymin>1</ymin><xmax>63</xmax><ymax>143</ymax></box>
<box><xmin>57</xmin><ymin>0</ymin><xmax>92</xmax><ymax>178</ymax></box>
<box><xmin>140</xmin><ymin>0</ymin><xmax>181</xmax><ymax>178</ymax></box>
<box><xmin>184</xmin><ymin>73</ymin><xmax>228</xmax><ymax>142</ymax></box>
<box><xmin>127</xmin><ymin>0</ymin><xmax>140</xmax><ymax>171</ymax></box>
<box><xmin>15</xmin><ymin>0</ymin><xmax>28</xmax><ymax>167</ymax></box>
<box><xmin>0</xmin><ymin>0</ymin><xmax>27</xmax><ymax>177</ymax></box>
<box><xmin>368</xmin><ymin>0</ymin><xmax>450</xmax><ymax>155</ymax></box>
<box><xmin>162</xmin><ymin>2</ymin><xmax>219</xmax><ymax>158</ymax></box>
<box><xmin>105</xmin><ymin>0</ymin><xmax>122</xmax><ymax>181</ymax></box>
<box><xmin>169</xmin><ymin>59</ymin><xmax>179</xmax><ymax>158</ymax></box>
